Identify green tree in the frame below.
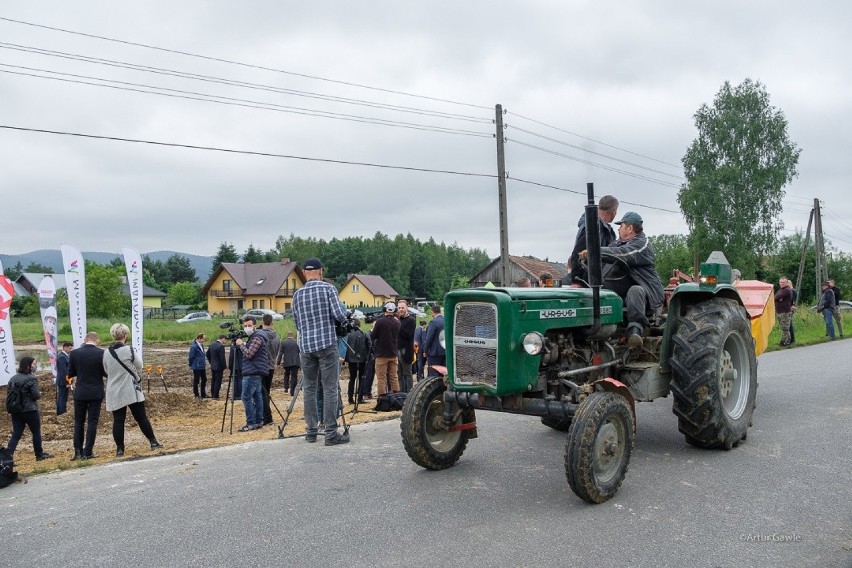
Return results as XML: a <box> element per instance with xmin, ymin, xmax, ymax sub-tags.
<box><xmin>24</xmin><ymin>261</ymin><xmax>53</xmax><ymax>274</ymax></box>
<box><xmin>678</xmin><ymin>78</ymin><xmax>801</xmax><ymax>276</ymax></box>
<box><xmin>649</xmin><ymin>234</ymin><xmax>693</xmax><ymax>282</ymax></box>
<box><xmin>211</xmin><ymin>241</ymin><xmax>239</xmax><ymax>272</ymax></box>
<box><xmin>242</xmin><ymin>243</ymin><xmax>265</xmax><ymax>264</ymax></box>
<box><xmin>168</xmin><ymin>281</ymin><xmax>201</xmax><ymax>306</ymax></box>
<box><xmin>86</xmin><ymin>261</ymin><xmax>127</xmax><ymax>318</ymax></box>
<box><xmin>5</xmin><ymin>261</ymin><xmax>24</xmax><ymax>280</ymax></box>
<box><xmin>164</xmin><ymin>254</ymin><xmax>197</xmax><ymax>284</ymax></box>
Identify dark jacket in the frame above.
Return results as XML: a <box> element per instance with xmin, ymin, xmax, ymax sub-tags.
<box><xmin>277</xmin><ymin>338</ymin><xmax>301</xmax><ymax>368</ymax></box>
<box><xmin>206</xmin><ymin>340</ymin><xmax>227</xmax><ymax>371</ymax></box>
<box><xmin>56</xmin><ymin>350</ymin><xmax>70</xmax><ymax>387</ymax></box>
<box><xmin>423</xmin><ymin>315</ymin><xmax>445</xmax><ymax>358</ymax></box>
<box><xmin>600</xmin><ymin>233</ymin><xmax>665</xmax><ymax>310</ymax></box>
<box><xmin>775</xmin><ymin>287</ymin><xmax>793</xmax><ymax>314</ymax></box>
<box><xmin>371</xmin><ymin>315</ymin><xmax>401</xmax><ymax>358</ymax></box>
<box><xmin>240</xmin><ymin>331</ymin><xmax>269</xmax><ymax>377</ymax></box>
<box><xmin>817</xmin><ymin>288</ymin><xmax>836</xmax><ymax>312</ymax></box>
<box><xmin>262</xmin><ymin>328</ymin><xmax>281</xmax><ymax>372</ymax></box>
<box><xmin>7</xmin><ymin>372</ymin><xmax>40</xmax><ymax>413</ymax></box>
<box><xmin>345</xmin><ymin>329</ymin><xmax>372</xmax><ymax>363</ymax></box>
<box><xmin>570</xmin><ymin>214</ymin><xmax>617</xmax><ymax>285</ymax></box>
<box><xmin>397</xmin><ymin>314</ymin><xmax>416</xmax><ymax>357</ymax></box>
<box><xmin>831</xmin><ymin>285</ymin><xmax>842</xmax><ymax>304</ymax></box>
<box><xmin>68</xmin><ymin>343</ymin><xmax>107</xmax><ymax>400</ymax></box>
<box><xmin>188</xmin><ymin>341</ymin><xmax>207</xmax><ymax>371</ymax></box>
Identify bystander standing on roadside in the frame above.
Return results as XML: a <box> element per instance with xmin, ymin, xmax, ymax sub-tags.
<box><xmin>423</xmin><ymin>304</ymin><xmax>446</xmax><ymax>377</ymax></box>
<box><xmin>775</xmin><ymin>277</ymin><xmax>794</xmax><ymax>346</ymax></box>
<box><xmin>413</xmin><ymin>320</ymin><xmax>426</xmax><ymax>382</ymax></box>
<box><xmin>817</xmin><ymin>281</ymin><xmax>837</xmax><ymax>339</ymax></box>
<box><xmin>789</xmin><ymin>282</ymin><xmax>798</xmax><ymax>344</ymax></box>
<box><xmin>277</xmin><ymin>331</ymin><xmax>300</xmax><ymax>396</ymax></box>
<box><xmin>5</xmin><ymin>357</ymin><xmax>53</xmax><ymax>461</ymax></box>
<box><xmin>55</xmin><ymin>341</ymin><xmax>72</xmax><ymax>415</ymax></box>
<box><xmin>260</xmin><ymin>314</ymin><xmax>281</xmax><ymax>426</ymax></box>
<box><xmin>396</xmin><ymin>300</ymin><xmax>416</xmax><ymax>393</ymax></box>
<box><xmin>206</xmin><ymin>335</ymin><xmax>227</xmax><ymax>399</ymax></box>
<box><xmin>235</xmin><ymin>316</ymin><xmax>268</xmax><ymax>432</ymax></box>
<box><xmin>291</xmin><ymin>258</ymin><xmax>350</xmax><ymax>446</ymax></box>
<box><xmin>344</xmin><ymin>319</ymin><xmax>371</xmax><ymax>404</ymax></box>
<box><xmin>371</xmin><ymin>301</ymin><xmax>401</xmax><ymax>397</ymax></box>
<box><xmin>67</xmin><ymin>331</ymin><xmax>107</xmax><ymax>460</ymax></box>
<box><xmin>828</xmin><ymin>279</ymin><xmax>843</xmax><ymax>338</ymax></box>
<box><xmin>188</xmin><ymin>333</ymin><xmax>208</xmax><ymax>399</ymax></box>
<box><xmin>103</xmin><ymin>323</ymin><xmax>162</xmax><ymax>456</ymax></box>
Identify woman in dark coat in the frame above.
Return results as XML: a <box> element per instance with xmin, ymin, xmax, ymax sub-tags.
<box><xmin>6</xmin><ymin>356</ymin><xmax>53</xmax><ymax>461</ymax></box>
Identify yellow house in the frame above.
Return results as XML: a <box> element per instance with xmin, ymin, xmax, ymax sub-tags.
<box><xmin>202</xmin><ymin>260</ymin><xmax>305</xmax><ymax>316</ymax></box>
<box><xmin>338</xmin><ymin>274</ymin><xmax>398</xmax><ymax>308</ymax></box>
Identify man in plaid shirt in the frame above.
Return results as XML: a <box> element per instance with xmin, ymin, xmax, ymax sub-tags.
<box><xmin>293</xmin><ymin>258</ymin><xmax>350</xmax><ymax>446</ymax></box>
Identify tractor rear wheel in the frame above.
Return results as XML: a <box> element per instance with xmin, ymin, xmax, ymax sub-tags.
<box><xmin>670</xmin><ymin>298</ymin><xmax>757</xmax><ymax>450</ymax></box>
<box><xmin>400</xmin><ymin>376</ymin><xmax>470</xmax><ymax>470</ymax></box>
<box><xmin>565</xmin><ymin>391</ymin><xmax>635</xmax><ymax>503</ymax></box>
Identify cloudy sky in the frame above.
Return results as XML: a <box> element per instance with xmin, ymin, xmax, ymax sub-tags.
<box><xmin>2</xmin><ymin>1</ymin><xmax>851</xmax><ymax>264</ymax></box>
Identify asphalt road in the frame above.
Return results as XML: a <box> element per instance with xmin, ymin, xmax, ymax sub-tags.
<box><xmin>3</xmin><ymin>340</ymin><xmax>851</xmax><ymax>568</ymax></box>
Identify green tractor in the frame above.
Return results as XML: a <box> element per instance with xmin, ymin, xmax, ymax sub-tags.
<box><xmin>400</xmin><ymin>190</ymin><xmax>766</xmax><ymax>503</ymax></box>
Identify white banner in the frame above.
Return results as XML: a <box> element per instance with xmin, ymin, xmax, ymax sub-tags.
<box><xmin>122</xmin><ymin>247</ymin><xmax>144</xmax><ymax>359</ymax></box>
<box><xmin>60</xmin><ymin>243</ymin><xmax>87</xmax><ymax>348</ymax></box>
<box><xmin>38</xmin><ymin>276</ymin><xmax>59</xmax><ymax>380</ymax></box>
<box><xmin>0</xmin><ymin>268</ymin><xmax>17</xmax><ymax>387</ymax></box>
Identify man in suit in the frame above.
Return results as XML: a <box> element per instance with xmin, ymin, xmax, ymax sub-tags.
<box><xmin>423</xmin><ymin>305</ymin><xmax>446</xmax><ymax>378</ymax></box>
<box><xmin>277</xmin><ymin>331</ymin><xmax>301</xmax><ymax>396</ymax></box>
<box><xmin>55</xmin><ymin>341</ymin><xmax>73</xmax><ymax>415</ymax></box>
<box><xmin>188</xmin><ymin>333</ymin><xmax>208</xmax><ymax>399</ymax></box>
<box><xmin>206</xmin><ymin>335</ymin><xmax>227</xmax><ymax>399</ymax></box>
<box><xmin>67</xmin><ymin>332</ymin><xmax>107</xmax><ymax>460</ymax></box>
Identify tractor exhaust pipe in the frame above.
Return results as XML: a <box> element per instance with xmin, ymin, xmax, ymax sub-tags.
<box><xmin>585</xmin><ymin>182</ymin><xmax>602</xmax><ymax>335</ymax></box>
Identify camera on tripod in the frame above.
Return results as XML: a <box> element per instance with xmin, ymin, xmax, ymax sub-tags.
<box><xmin>335</xmin><ymin>309</ymin><xmax>359</xmax><ymax>337</ymax></box>
<box><xmin>219</xmin><ymin>320</ymin><xmax>248</xmax><ymax>341</ymax></box>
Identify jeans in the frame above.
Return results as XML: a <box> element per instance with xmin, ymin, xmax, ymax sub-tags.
<box><xmin>823</xmin><ymin>309</ymin><xmax>836</xmax><ymax>338</ymax></box>
<box><xmin>241</xmin><ymin>374</ymin><xmax>263</xmax><ymax>427</ymax></box>
<box><xmin>73</xmin><ymin>398</ymin><xmax>102</xmax><ymax>456</ymax></box>
<box><xmin>8</xmin><ymin>410</ymin><xmax>44</xmax><ymax>457</ymax></box>
<box><xmin>301</xmin><ymin>345</ymin><xmax>342</xmax><ymax>438</ymax></box>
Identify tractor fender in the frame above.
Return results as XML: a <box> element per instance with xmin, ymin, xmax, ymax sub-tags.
<box><xmin>592</xmin><ymin>378</ymin><xmax>636</xmax><ymax>425</ymax></box>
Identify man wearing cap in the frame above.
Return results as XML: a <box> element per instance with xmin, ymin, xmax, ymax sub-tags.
<box><xmin>816</xmin><ymin>281</ymin><xmax>836</xmax><ymax>339</ymax></box>
<box><xmin>371</xmin><ymin>301</ymin><xmax>402</xmax><ymax>398</ymax></box>
<box><xmin>292</xmin><ymin>258</ymin><xmax>351</xmax><ymax>445</ymax></box>
<box><xmin>569</xmin><ymin>194</ymin><xmax>619</xmax><ymax>287</ymax></box>
<box><xmin>582</xmin><ymin>211</ymin><xmax>664</xmax><ymax>349</ymax></box>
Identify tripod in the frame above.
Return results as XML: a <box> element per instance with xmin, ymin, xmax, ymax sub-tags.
<box><xmin>349</xmin><ymin>357</ymin><xmax>377</xmax><ymax>417</ymax></box>
<box><xmin>220</xmin><ymin>358</ymin><xmax>288</xmax><ymax>434</ymax></box>
<box><xmin>277</xmin><ymin>369</ymin><xmax>350</xmax><ymax>438</ymax></box>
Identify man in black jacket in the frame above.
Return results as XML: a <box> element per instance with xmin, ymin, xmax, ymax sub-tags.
<box><xmin>569</xmin><ymin>195</ymin><xmax>619</xmax><ymax>286</ymax></box>
<box><xmin>828</xmin><ymin>279</ymin><xmax>844</xmax><ymax>338</ymax></box>
<box><xmin>55</xmin><ymin>341</ymin><xmax>72</xmax><ymax>415</ymax></box>
<box><xmin>396</xmin><ymin>300</ymin><xmax>416</xmax><ymax>393</ymax></box>
<box><xmin>206</xmin><ymin>335</ymin><xmax>227</xmax><ymax>399</ymax></box>
<box><xmin>67</xmin><ymin>331</ymin><xmax>107</xmax><ymax>460</ymax></box>
<box><xmin>277</xmin><ymin>331</ymin><xmax>300</xmax><ymax>396</ymax></box>
<box><xmin>345</xmin><ymin>319</ymin><xmax>371</xmax><ymax>404</ymax></box>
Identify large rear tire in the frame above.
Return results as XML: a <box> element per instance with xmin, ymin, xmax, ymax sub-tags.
<box><xmin>565</xmin><ymin>391</ymin><xmax>635</xmax><ymax>504</ymax></box>
<box><xmin>670</xmin><ymin>298</ymin><xmax>758</xmax><ymax>450</ymax></box>
<box><xmin>401</xmin><ymin>376</ymin><xmax>470</xmax><ymax>470</ymax></box>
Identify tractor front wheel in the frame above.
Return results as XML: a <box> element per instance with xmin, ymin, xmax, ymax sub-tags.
<box><xmin>565</xmin><ymin>391</ymin><xmax>635</xmax><ymax>503</ymax></box>
<box><xmin>401</xmin><ymin>376</ymin><xmax>470</xmax><ymax>470</ymax></box>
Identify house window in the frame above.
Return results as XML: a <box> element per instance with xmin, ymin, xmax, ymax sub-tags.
<box><xmin>223</xmin><ymin>279</ymin><xmax>231</xmax><ymax>291</ymax></box>
<box><xmin>252</xmin><ymin>300</ymin><xmax>258</xmax><ymax>309</ymax></box>
<box><xmin>352</xmin><ymin>283</ymin><xmax>360</xmax><ymax>292</ymax></box>
<box><xmin>260</xmin><ymin>300</ymin><xmax>265</xmax><ymax>309</ymax></box>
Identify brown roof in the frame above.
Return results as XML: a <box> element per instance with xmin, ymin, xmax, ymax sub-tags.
<box><xmin>346</xmin><ymin>274</ymin><xmax>398</xmax><ymax>297</ymax></box>
<box><xmin>201</xmin><ymin>261</ymin><xmax>303</xmax><ymax>295</ymax></box>
<box><xmin>509</xmin><ymin>256</ymin><xmax>569</xmax><ymax>280</ymax></box>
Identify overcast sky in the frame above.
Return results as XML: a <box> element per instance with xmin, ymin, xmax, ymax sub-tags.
<box><xmin>2</xmin><ymin>1</ymin><xmax>851</xmax><ymax>264</ymax></box>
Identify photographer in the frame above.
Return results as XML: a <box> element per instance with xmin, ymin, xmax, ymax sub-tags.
<box><xmin>234</xmin><ymin>316</ymin><xmax>268</xmax><ymax>432</ymax></box>
<box><xmin>344</xmin><ymin>319</ymin><xmax>371</xmax><ymax>404</ymax></box>
<box><xmin>292</xmin><ymin>258</ymin><xmax>350</xmax><ymax>446</ymax></box>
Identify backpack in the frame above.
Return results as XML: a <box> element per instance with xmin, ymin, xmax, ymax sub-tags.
<box><xmin>375</xmin><ymin>392</ymin><xmax>406</xmax><ymax>412</ymax></box>
<box><xmin>0</xmin><ymin>446</ymin><xmax>18</xmax><ymax>488</ymax></box>
<box><xmin>5</xmin><ymin>383</ymin><xmax>25</xmax><ymax>414</ymax></box>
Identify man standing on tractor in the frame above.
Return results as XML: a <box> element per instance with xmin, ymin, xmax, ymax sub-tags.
<box><xmin>581</xmin><ymin>211</ymin><xmax>664</xmax><ymax>349</ymax></box>
<box><xmin>569</xmin><ymin>194</ymin><xmax>619</xmax><ymax>287</ymax></box>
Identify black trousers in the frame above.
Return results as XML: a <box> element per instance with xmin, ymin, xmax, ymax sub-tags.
<box><xmin>261</xmin><ymin>370</ymin><xmax>273</xmax><ymax>424</ymax></box>
<box><xmin>8</xmin><ymin>410</ymin><xmax>44</xmax><ymax>456</ymax></box>
<box><xmin>112</xmin><ymin>402</ymin><xmax>156</xmax><ymax>449</ymax></box>
<box><xmin>73</xmin><ymin>398</ymin><xmax>102</xmax><ymax>455</ymax></box>
<box><xmin>192</xmin><ymin>369</ymin><xmax>207</xmax><ymax>397</ymax></box>
<box><xmin>348</xmin><ymin>362</ymin><xmax>366</xmax><ymax>402</ymax></box>
<box><xmin>56</xmin><ymin>381</ymin><xmax>69</xmax><ymax>415</ymax></box>
<box><xmin>283</xmin><ymin>366</ymin><xmax>299</xmax><ymax>395</ymax></box>
<box><xmin>210</xmin><ymin>369</ymin><xmax>224</xmax><ymax>399</ymax></box>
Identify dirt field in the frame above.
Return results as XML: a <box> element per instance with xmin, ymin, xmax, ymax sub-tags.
<box><xmin>2</xmin><ymin>343</ymin><xmax>400</xmax><ymax>476</ymax></box>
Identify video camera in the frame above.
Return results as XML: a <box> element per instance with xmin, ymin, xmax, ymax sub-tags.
<box><xmin>219</xmin><ymin>320</ymin><xmax>248</xmax><ymax>341</ymax></box>
<box><xmin>335</xmin><ymin>309</ymin><xmax>359</xmax><ymax>338</ymax></box>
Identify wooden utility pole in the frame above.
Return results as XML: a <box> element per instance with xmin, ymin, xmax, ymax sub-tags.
<box><xmin>794</xmin><ymin>208</ymin><xmax>813</xmax><ymax>300</ymax></box>
<box><xmin>813</xmin><ymin>198</ymin><xmax>827</xmax><ymax>297</ymax></box>
<box><xmin>495</xmin><ymin>104</ymin><xmax>510</xmax><ymax>286</ymax></box>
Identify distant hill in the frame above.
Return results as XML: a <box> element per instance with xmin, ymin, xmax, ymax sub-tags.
<box><xmin>0</xmin><ymin>249</ymin><xmax>214</xmax><ymax>282</ymax></box>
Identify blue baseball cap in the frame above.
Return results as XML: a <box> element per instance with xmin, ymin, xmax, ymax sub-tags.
<box><xmin>615</xmin><ymin>211</ymin><xmax>643</xmax><ymax>225</ymax></box>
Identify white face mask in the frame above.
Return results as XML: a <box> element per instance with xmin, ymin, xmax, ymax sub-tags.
<box><xmin>31</xmin><ymin>362</ymin><xmax>39</xmax><ymax>373</ymax></box>
<box><xmin>244</xmin><ymin>326</ymin><xmax>254</xmax><ymax>335</ymax></box>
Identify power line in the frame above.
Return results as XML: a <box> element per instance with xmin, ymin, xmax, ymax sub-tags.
<box><xmin>506</xmin><ymin>123</ymin><xmax>684</xmax><ymax>181</ymax></box>
<box><xmin>0</xmin><ymin>124</ymin><xmax>499</xmax><ymax>178</ymax></box>
<box><xmin>0</xmin><ymin>41</ymin><xmax>493</xmax><ymax>124</ymax></box>
<box><xmin>0</xmin><ymin>66</ymin><xmax>493</xmax><ymax>139</ymax></box>
<box><xmin>507</xmin><ymin>176</ymin><xmax>681</xmax><ymax>214</ymax></box>
<box><xmin>506</xmin><ymin>110</ymin><xmax>682</xmax><ymax>169</ymax></box>
<box><xmin>0</xmin><ymin>16</ymin><xmax>493</xmax><ymax>111</ymax></box>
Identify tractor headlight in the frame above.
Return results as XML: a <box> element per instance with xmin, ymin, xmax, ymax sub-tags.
<box><xmin>439</xmin><ymin>329</ymin><xmax>445</xmax><ymax>349</ymax></box>
<box><xmin>522</xmin><ymin>332</ymin><xmax>545</xmax><ymax>355</ymax></box>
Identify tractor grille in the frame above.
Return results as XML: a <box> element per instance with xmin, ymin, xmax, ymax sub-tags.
<box><xmin>453</xmin><ymin>302</ymin><xmax>498</xmax><ymax>387</ymax></box>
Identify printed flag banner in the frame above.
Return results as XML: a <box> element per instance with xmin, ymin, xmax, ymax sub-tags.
<box><xmin>61</xmin><ymin>243</ymin><xmax>87</xmax><ymax>348</ymax></box>
<box><xmin>0</xmin><ymin>264</ymin><xmax>17</xmax><ymax>387</ymax></box>
<box><xmin>122</xmin><ymin>247</ymin><xmax>144</xmax><ymax>359</ymax></box>
<box><xmin>38</xmin><ymin>276</ymin><xmax>59</xmax><ymax>380</ymax></box>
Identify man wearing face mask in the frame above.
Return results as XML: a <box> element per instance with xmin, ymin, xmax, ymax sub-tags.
<box><xmin>234</xmin><ymin>315</ymin><xmax>268</xmax><ymax>432</ymax></box>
